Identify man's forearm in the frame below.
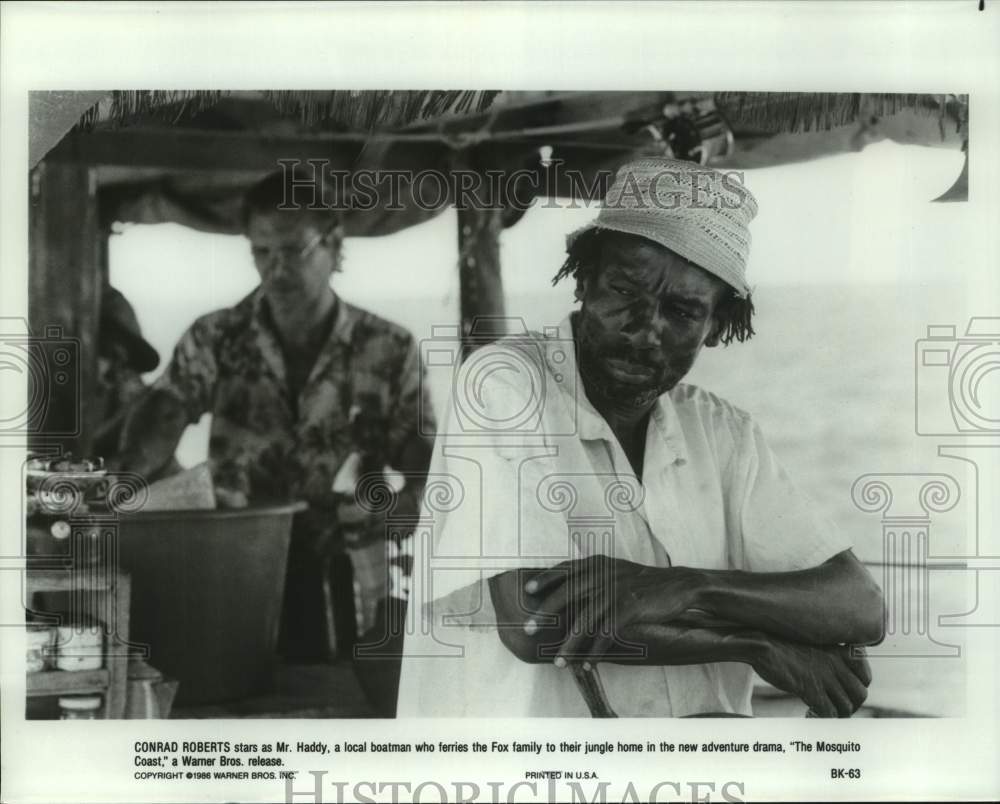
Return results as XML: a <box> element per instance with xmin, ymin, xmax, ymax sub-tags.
<box><xmin>490</xmin><ymin>569</ymin><xmax>872</xmax><ymax>717</ymax></box>
<box><xmin>686</xmin><ymin>551</ymin><xmax>884</xmax><ymax>646</ymax></box>
<box><xmin>494</xmin><ymin>570</ymin><xmax>764</xmax><ymax>667</ymax></box>
<box><xmin>498</xmin><ymin>606</ymin><xmax>763</xmax><ymax>668</ymax></box>
<box><xmin>624</xmin><ymin>623</ymin><xmax>872</xmax><ymax>718</ymax></box>
<box><xmin>538</xmin><ymin>618</ymin><xmax>870</xmax><ymax>718</ymax></box>
<box><xmin>502</xmin><ymin>551</ymin><xmax>883</xmax><ymax>663</ymax></box>
<box><xmin>610</xmin><ymin>621</ymin><xmax>766</xmax><ymax>667</ymax></box>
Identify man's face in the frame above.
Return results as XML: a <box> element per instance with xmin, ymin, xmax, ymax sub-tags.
<box><xmin>96</xmin><ymin>341</ymin><xmax>129</xmax><ymax>387</ymax></box>
<box><xmin>247</xmin><ymin>211</ymin><xmax>338</xmax><ymax>304</ymax></box>
<box><xmin>575</xmin><ymin>233</ymin><xmax>726</xmax><ymax>406</ymax></box>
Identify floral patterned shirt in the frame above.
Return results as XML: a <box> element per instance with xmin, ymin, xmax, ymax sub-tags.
<box><xmin>152</xmin><ymin>288</ymin><xmax>435</xmax><ymax>547</ymax></box>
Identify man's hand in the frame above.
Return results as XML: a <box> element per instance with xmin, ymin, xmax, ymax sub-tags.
<box><xmin>752</xmin><ymin>639</ymin><xmax>871</xmax><ymax>718</ymax></box>
<box><xmin>336</xmin><ymin>500</ymin><xmax>390</xmax><ymax>550</ymax></box>
<box><xmin>525</xmin><ymin>555</ymin><xmax>706</xmax><ymax>662</ymax></box>
<box><xmin>215</xmin><ymin>487</ymin><xmax>248</xmax><ymax>509</ymax></box>
<box><xmin>337</xmin><ymin>500</ymin><xmax>374</xmax><ymax>528</ymax></box>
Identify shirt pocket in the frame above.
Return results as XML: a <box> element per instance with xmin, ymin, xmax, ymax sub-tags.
<box><xmin>647</xmin><ymin>466</ymin><xmax>730</xmax><ymax>571</ymax></box>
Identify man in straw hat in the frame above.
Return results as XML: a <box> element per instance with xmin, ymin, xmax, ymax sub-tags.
<box><xmin>398</xmin><ymin>158</ymin><xmax>883</xmax><ymax>718</ymax></box>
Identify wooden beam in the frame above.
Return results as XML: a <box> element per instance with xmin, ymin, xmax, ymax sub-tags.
<box><xmin>29</xmin><ymin>161</ymin><xmax>101</xmax><ymax>455</ymax></box>
<box><xmin>457</xmin><ymin>205</ymin><xmax>506</xmax><ymax>358</ymax></box>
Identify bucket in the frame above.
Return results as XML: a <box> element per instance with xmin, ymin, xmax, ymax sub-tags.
<box><xmin>116</xmin><ymin>502</ymin><xmax>305</xmax><ymax>706</ymax></box>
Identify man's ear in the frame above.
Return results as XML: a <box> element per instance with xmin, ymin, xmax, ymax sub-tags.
<box><xmin>574</xmin><ymin>274</ymin><xmax>588</xmax><ymax>304</ymax></box>
<box><xmin>704</xmin><ymin>284</ymin><xmax>731</xmax><ymax>347</ymax></box>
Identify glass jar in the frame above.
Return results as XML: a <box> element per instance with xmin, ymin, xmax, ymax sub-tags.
<box><xmin>58</xmin><ymin>695</ymin><xmax>102</xmax><ymax>719</ymax></box>
<box><xmin>54</xmin><ymin>624</ymin><xmax>104</xmax><ymax>671</ymax></box>
<box><xmin>26</xmin><ymin>626</ymin><xmax>54</xmax><ymax>672</ymax></box>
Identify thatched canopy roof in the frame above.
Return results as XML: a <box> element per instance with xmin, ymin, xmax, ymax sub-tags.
<box><xmin>60</xmin><ymin>89</ymin><xmax>965</xmax><ymax>140</ymax></box>
<box><xmin>31</xmin><ymin>89</ymin><xmax>968</xmax><ymax>238</ymax></box>
<box><xmin>79</xmin><ymin>89</ymin><xmax>502</xmax><ymax>133</ymax></box>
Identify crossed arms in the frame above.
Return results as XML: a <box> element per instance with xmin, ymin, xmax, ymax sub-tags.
<box><xmin>488</xmin><ymin>550</ymin><xmax>884</xmax><ymax>717</ymax></box>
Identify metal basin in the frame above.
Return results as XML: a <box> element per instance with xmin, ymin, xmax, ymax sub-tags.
<box><xmin>117</xmin><ymin>502</ymin><xmax>305</xmax><ymax>706</ymax></box>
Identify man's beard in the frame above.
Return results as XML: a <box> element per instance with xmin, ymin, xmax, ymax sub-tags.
<box><xmin>573</xmin><ymin>313</ymin><xmax>670</xmax><ymax>411</ymax></box>
<box><xmin>578</xmin><ymin>359</ymin><xmax>665</xmax><ymax>410</ymax></box>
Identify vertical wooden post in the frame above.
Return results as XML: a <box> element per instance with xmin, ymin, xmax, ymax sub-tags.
<box><xmin>457</xmin><ymin>204</ymin><xmax>506</xmax><ymax>358</ymax></box>
<box><xmin>28</xmin><ymin>160</ymin><xmax>101</xmax><ymax>456</ymax></box>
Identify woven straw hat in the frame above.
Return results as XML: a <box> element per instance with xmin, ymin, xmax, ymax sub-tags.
<box><xmin>566</xmin><ymin>158</ymin><xmax>758</xmax><ymax>297</ymax></box>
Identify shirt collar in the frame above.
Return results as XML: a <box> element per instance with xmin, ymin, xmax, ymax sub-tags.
<box><xmin>556</xmin><ymin>314</ymin><xmax>688</xmax><ymax>467</ymax></box>
<box><xmin>249</xmin><ymin>286</ymin><xmax>357</xmax><ymax>345</ymax></box>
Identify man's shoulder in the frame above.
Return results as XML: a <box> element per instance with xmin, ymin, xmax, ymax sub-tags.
<box><xmin>342</xmin><ymin>301</ymin><xmax>416</xmax><ymax>346</ymax></box>
<box><xmin>188</xmin><ymin>292</ymin><xmax>256</xmax><ymax>334</ymax></box>
<box><xmin>668</xmin><ymin>383</ymin><xmax>754</xmax><ymax>440</ymax></box>
<box><xmin>474</xmin><ymin>331</ymin><xmax>569</xmax><ymax>391</ymax></box>
<box><xmin>487</xmin><ymin>328</ymin><xmax>568</xmax><ymax>362</ymax></box>
<box><xmin>447</xmin><ymin>333</ymin><xmax>572</xmax><ymax>427</ymax></box>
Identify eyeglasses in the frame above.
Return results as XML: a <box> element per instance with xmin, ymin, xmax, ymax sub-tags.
<box><xmin>250</xmin><ymin>225</ymin><xmax>338</xmax><ymax>267</ymax></box>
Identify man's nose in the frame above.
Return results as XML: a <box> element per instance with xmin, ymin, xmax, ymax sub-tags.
<box><xmin>266</xmin><ymin>252</ymin><xmax>295</xmax><ymax>276</ymax></box>
<box><xmin>626</xmin><ymin>305</ymin><xmax>668</xmax><ymax>350</ymax></box>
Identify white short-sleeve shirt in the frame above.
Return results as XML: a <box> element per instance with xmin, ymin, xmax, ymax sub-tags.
<box><xmin>397</xmin><ymin>316</ymin><xmax>851</xmax><ymax>717</ymax></box>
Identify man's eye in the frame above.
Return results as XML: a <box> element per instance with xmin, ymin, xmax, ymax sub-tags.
<box><xmin>612</xmin><ymin>286</ymin><xmax>635</xmax><ymax>298</ymax></box>
<box><xmin>252</xmin><ymin>246</ymin><xmax>301</xmax><ymax>263</ymax></box>
<box><xmin>665</xmin><ymin>304</ymin><xmax>698</xmax><ymax>321</ymax></box>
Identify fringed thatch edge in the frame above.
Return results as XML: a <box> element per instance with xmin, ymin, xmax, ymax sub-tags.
<box><xmin>76</xmin><ymin>89</ymin><xmax>502</xmax><ymax>132</ymax></box>
<box><xmin>716</xmin><ymin>92</ymin><xmax>968</xmax><ymax>136</ymax></box>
